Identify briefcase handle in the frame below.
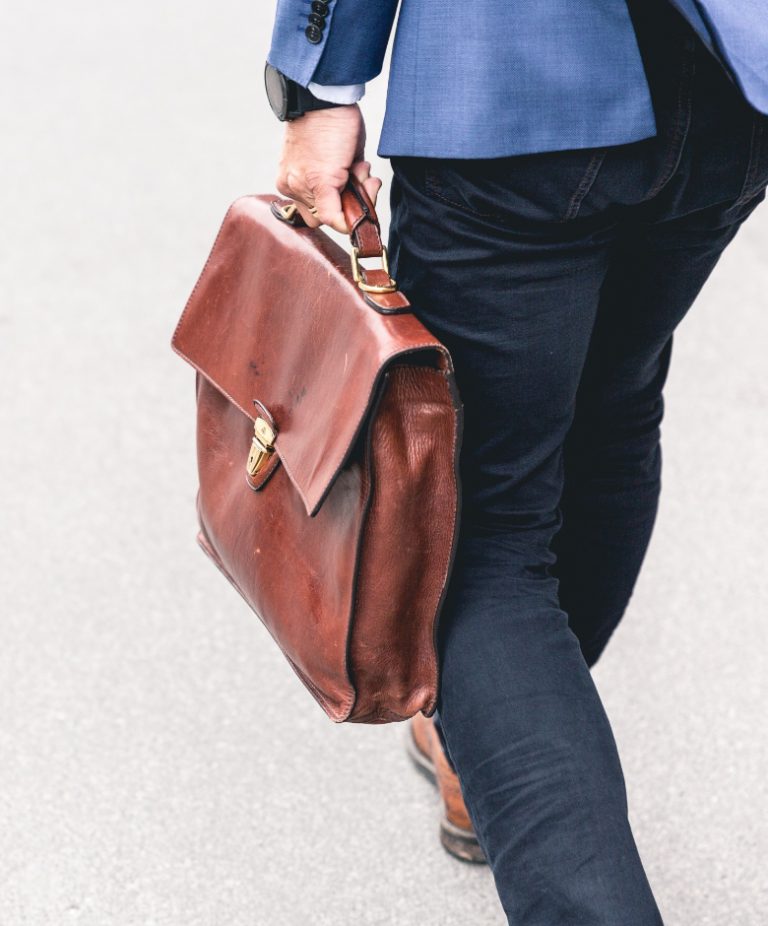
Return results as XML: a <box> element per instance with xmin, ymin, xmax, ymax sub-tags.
<box><xmin>270</xmin><ymin>175</ymin><xmax>401</xmax><ymax>300</ymax></box>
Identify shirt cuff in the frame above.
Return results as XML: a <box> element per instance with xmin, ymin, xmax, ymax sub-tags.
<box><xmin>307</xmin><ymin>82</ymin><xmax>365</xmax><ymax>105</ymax></box>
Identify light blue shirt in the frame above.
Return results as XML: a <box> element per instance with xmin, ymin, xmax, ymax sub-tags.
<box><xmin>267</xmin><ymin>0</ymin><xmax>768</xmax><ymax>158</ymax></box>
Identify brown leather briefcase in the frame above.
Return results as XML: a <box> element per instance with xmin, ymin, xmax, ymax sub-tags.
<box><xmin>171</xmin><ymin>177</ymin><xmax>463</xmax><ymax>723</ymax></box>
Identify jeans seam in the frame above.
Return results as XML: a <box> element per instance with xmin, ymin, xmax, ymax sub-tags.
<box><xmin>644</xmin><ymin>36</ymin><xmax>696</xmax><ymax>201</ymax></box>
<box><xmin>562</xmin><ymin>149</ymin><xmax>609</xmax><ymax>221</ymax></box>
<box><xmin>425</xmin><ymin>158</ymin><xmax>611</xmax><ymax>227</ymax></box>
<box><xmin>424</xmin><ymin>170</ymin><xmax>513</xmax><ymax>222</ymax></box>
<box><xmin>733</xmin><ymin>115</ymin><xmax>765</xmax><ymax>209</ymax></box>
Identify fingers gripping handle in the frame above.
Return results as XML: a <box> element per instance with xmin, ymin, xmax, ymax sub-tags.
<box><xmin>272</xmin><ymin>175</ymin><xmax>383</xmax><ymax>253</ymax></box>
<box><xmin>270</xmin><ymin>175</ymin><xmax>407</xmax><ymax>310</ymax></box>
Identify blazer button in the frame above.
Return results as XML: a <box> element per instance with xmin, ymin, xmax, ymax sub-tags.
<box><xmin>308</xmin><ymin>12</ymin><xmax>326</xmax><ymax>26</ymax></box>
<box><xmin>311</xmin><ymin>0</ymin><xmax>329</xmax><ymax>12</ymax></box>
<box><xmin>305</xmin><ymin>23</ymin><xmax>323</xmax><ymax>43</ymax></box>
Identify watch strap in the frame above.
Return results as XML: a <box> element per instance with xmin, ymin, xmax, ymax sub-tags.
<box><xmin>288</xmin><ymin>81</ymin><xmax>343</xmax><ymax>119</ymax></box>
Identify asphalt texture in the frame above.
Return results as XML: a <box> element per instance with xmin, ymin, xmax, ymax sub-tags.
<box><xmin>1</xmin><ymin>3</ymin><xmax>767</xmax><ymax>924</ymax></box>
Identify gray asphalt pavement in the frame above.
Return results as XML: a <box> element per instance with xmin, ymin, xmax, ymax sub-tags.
<box><xmin>1</xmin><ymin>2</ymin><xmax>767</xmax><ymax>924</ymax></box>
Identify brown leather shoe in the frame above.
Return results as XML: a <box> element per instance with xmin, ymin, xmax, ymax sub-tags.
<box><xmin>407</xmin><ymin>713</ymin><xmax>487</xmax><ymax>864</ymax></box>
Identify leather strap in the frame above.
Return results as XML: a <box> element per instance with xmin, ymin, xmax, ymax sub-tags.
<box><xmin>340</xmin><ymin>178</ymin><xmax>383</xmax><ymax>258</ymax></box>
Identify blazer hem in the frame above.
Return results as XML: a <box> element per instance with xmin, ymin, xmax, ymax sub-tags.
<box><xmin>377</xmin><ymin>122</ymin><xmax>659</xmax><ymax>161</ymax></box>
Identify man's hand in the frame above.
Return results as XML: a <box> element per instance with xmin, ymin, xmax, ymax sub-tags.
<box><xmin>275</xmin><ymin>104</ymin><xmax>382</xmax><ymax>234</ymax></box>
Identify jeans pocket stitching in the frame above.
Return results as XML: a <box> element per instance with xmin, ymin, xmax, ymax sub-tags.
<box><xmin>425</xmin><ymin>152</ymin><xmax>612</xmax><ymax>226</ymax></box>
<box><xmin>733</xmin><ymin>115</ymin><xmax>766</xmax><ymax>209</ymax></box>
<box><xmin>561</xmin><ymin>149</ymin><xmax>609</xmax><ymax>221</ymax></box>
<box><xmin>424</xmin><ymin>168</ymin><xmax>513</xmax><ymax>222</ymax></box>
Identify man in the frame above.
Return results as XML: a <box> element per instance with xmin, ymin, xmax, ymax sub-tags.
<box><xmin>265</xmin><ymin>0</ymin><xmax>768</xmax><ymax>922</ymax></box>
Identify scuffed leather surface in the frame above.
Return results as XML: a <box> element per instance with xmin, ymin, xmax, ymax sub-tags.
<box><xmin>172</xmin><ymin>195</ymin><xmax>463</xmax><ymax>722</ymax></box>
<box><xmin>172</xmin><ymin>194</ymin><xmax>449</xmax><ymax>518</ymax></box>
<box><xmin>348</xmin><ymin>364</ymin><xmax>460</xmax><ymax>723</ymax></box>
<box><xmin>195</xmin><ymin>374</ymin><xmax>363</xmax><ymax>719</ymax></box>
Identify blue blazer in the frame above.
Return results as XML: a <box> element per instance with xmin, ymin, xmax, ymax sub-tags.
<box><xmin>267</xmin><ymin>1</ymin><xmax>768</xmax><ymax>158</ymax></box>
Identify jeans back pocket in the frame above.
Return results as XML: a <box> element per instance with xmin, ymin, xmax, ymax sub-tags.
<box><xmin>421</xmin><ymin>146</ymin><xmax>610</xmax><ymax>226</ymax></box>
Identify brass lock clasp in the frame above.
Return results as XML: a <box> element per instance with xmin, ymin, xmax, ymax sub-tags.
<box><xmin>246</xmin><ymin>416</ymin><xmax>276</xmax><ymax>477</ymax></box>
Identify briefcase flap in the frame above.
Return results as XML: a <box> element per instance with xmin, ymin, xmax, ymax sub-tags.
<box><xmin>172</xmin><ymin>194</ymin><xmax>452</xmax><ymax>517</ymax></box>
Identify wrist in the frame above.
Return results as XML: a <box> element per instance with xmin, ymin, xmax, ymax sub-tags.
<box><xmin>284</xmin><ymin>103</ymin><xmax>362</xmax><ymax>144</ymax></box>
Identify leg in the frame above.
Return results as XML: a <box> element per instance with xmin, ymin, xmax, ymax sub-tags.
<box><xmin>390</xmin><ymin>4</ymin><xmax>768</xmax><ymax>920</ymax></box>
<box><xmin>553</xmin><ymin>189</ymin><xmax>767</xmax><ymax>666</ymax></box>
<box><xmin>552</xmin><ymin>0</ymin><xmax>768</xmax><ymax>665</ymax></box>
<box><xmin>389</xmin><ymin>154</ymin><xmax>663</xmax><ymax>925</ymax></box>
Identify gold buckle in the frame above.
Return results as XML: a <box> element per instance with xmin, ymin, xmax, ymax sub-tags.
<box><xmin>246</xmin><ymin>417</ymin><xmax>276</xmax><ymax>477</ymax></box>
<box><xmin>350</xmin><ymin>245</ymin><xmax>397</xmax><ymax>294</ymax></box>
<box><xmin>276</xmin><ymin>202</ymin><xmax>298</xmax><ymax>221</ymax></box>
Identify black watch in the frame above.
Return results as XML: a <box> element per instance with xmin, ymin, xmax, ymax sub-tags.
<box><xmin>264</xmin><ymin>63</ymin><xmax>343</xmax><ymax>121</ymax></box>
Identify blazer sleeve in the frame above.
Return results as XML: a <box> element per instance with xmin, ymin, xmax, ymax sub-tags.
<box><xmin>267</xmin><ymin>0</ymin><xmax>400</xmax><ymax>88</ymax></box>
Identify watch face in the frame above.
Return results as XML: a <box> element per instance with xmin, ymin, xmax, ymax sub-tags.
<box><xmin>264</xmin><ymin>64</ymin><xmax>289</xmax><ymax>121</ymax></box>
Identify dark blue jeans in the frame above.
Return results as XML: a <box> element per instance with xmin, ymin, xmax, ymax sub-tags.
<box><xmin>388</xmin><ymin>0</ymin><xmax>768</xmax><ymax>922</ymax></box>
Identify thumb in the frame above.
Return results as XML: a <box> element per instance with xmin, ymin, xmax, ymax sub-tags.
<box><xmin>362</xmin><ymin>175</ymin><xmax>383</xmax><ymax>209</ymax></box>
<box><xmin>350</xmin><ymin>160</ymin><xmax>383</xmax><ymax>208</ymax></box>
